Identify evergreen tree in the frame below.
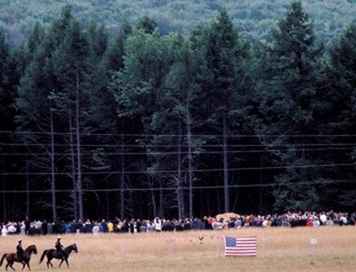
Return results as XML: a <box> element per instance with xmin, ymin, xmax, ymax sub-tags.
<box><xmin>0</xmin><ymin>30</ymin><xmax>16</xmax><ymax>129</ymax></box>
<box><xmin>256</xmin><ymin>2</ymin><xmax>324</xmax><ymax>211</ymax></box>
<box><xmin>25</xmin><ymin>23</ymin><xmax>46</xmax><ymax>64</ymax></box>
<box><xmin>16</xmin><ymin>40</ymin><xmax>58</xmax><ymax>221</ymax></box>
<box><xmin>136</xmin><ymin>16</ymin><xmax>158</xmax><ymax>34</ymax></box>
<box><xmin>111</xmin><ymin>29</ymin><xmax>177</xmax><ymax>217</ymax></box>
<box><xmin>150</xmin><ymin>35</ymin><xmax>204</xmax><ymax>218</ymax></box>
<box><xmin>88</xmin><ymin>23</ymin><xmax>108</xmax><ymax>62</ymax></box>
<box><xmin>192</xmin><ymin>10</ymin><xmax>251</xmax><ymax>212</ymax></box>
<box><xmin>52</xmin><ymin>19</ymin><xmax>90</xmax><ymax>220</ymax></box>
<box><xmin>0</xmin><ymin>29</ymin><xmax>18</xmax><ymax>220</ymax></box>
<box><xmin>325</xmin><ymin>23</ymin><xmax>356</xmax><ymax>209</ymax></box>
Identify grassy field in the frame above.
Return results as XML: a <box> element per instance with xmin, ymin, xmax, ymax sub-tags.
<box><xmin>0</xmin><ymin>227</ymin><xmax>355</xmax><ymax>271</ymax></box>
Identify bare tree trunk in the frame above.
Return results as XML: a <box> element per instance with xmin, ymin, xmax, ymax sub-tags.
<box><xmin>259</xmin><ymin>156</ymin><xmax>263</xmax><ymax>211</ymax></box>
<box><xmin>127</xmin><ymin>186</ymin><xmax>134</xmax><ymax>218</ymax></box>
<box><xmin>75</xmin><ymin>71</ymin><xmax>83</xmax><ymax>220</ymax></box>
<box><xmin>159</xmin><ymin>180</ymin><xmax>164</xmax><ymax>218</ymax></box>
<box><xmin>69</xmin><ymin>112</ymin><xmax>78</xmax><ymax>221</ymax></box>
<box><xmin>26</xmin><ymin>160</ymin><xmax>30</xmax><ymax>218</ymax></box>
<box><xmin>223</xmin><ymin>114</ymin><xmax>230</xmax><ymax>212</ymax></box>
<box><xmin>50</xmin><ymin>108</ymin><xmax>57</xmax><ymax>222</ymax></box>
<box><xmin>105</xmin><ymin>191</ymin><xmax>110</xmax><ymax>219</ymax></box>
<box><xmin>1</xmin><ymin>160</ymin><xmax>7</xmax><ymax>221</ymax></box>
<box><xmin>177</xmin><ymin>125</ymin><xmax>184</xmax><ymax>219</ymax></box>
<box><xmin>151</xmin><ymin>186</ymin><xmax>157</xmax><ymax>218</ymax></box>
<box><xmin>186</xmin><ymin>93</ymin><xmax>193</xmax><ymax>218</ymax></box>
<box><xmin>217</xmin><ymin>189</ymin><xmax>221</xmax><ymax>213</ymax></box>
<box><xmin>120</xmin><ymin>134</ymin><xmax>125</xmax><ymax>219</ymax></box>
<box><xmin>1</xmin><ymin>187</ymin><xmax>5</xmax><ymax>221</ymax></box>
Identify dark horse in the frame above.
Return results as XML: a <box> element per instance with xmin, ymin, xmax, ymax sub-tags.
<box><xmin>0</xmin><ymin>245</ymin><xmax>38</xmax><ymax>271</ymax></box>
<box><xmin>40</xmin><ymin>244</ymin><xmax>78</xmax><ymax>269</ymax></box>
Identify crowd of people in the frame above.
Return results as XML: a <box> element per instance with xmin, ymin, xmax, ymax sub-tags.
<box><xmin>1</xmin><ymin>211</ymin><xmax>355</xmax><ymax>236</ymax></box>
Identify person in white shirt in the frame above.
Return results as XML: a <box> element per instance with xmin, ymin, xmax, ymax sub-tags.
<box><xmin>1</xmin><ymin>225</ymin><xmax>8</xmax><ymax>236</ymax></box>
<box><xmin>340</xmin><ymin>215</ymin><xmax>348</xmax><ymax>225</ymax></box>
<box><xmin>320</xmin><ymin>213</ymin><xmax>327</xmax><ymax>225</ymax></box>
<box><xmin>154</xmin><ymin>217</ymin><xmax>162</xmax><ymax>232</ymax></box>
<box><xmin>7</xmin><ymin>224</ymin><xmax>17</xmax><ymax>234</ymax></box>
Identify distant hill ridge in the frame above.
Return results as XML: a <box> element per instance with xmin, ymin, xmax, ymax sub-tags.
<box><xmin>0</xmin><ymin>0</ymin><xmax>355</xmax><ymax>44</ymax></box>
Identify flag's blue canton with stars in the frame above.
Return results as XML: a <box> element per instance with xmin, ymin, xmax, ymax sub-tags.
<box><xmin>225</xmin><ymin>237</ymin><xmax>237</xmax><ymax>247</ymax></box>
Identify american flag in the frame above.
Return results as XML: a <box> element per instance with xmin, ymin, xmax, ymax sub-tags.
<box><xmin>224</xmin><ymin>236</ymin><xmax>257</xmax><ymax>256</ymax></box>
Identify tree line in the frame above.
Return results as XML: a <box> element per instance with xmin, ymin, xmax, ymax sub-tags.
<box><xmin>0</xmin><ymin>2</ymin><xmax>356</xmax><ymax>221</ymax></box>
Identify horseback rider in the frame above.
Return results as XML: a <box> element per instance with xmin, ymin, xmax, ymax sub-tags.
<box><xmin>16</xmin><ymin>240</ymin><xmax>24</xmax><ymax>261</ymax></box>
<box><xmin>55</xmin><ymin>236</ymin><xmax>64</xmax><ymax>258</ymax></box>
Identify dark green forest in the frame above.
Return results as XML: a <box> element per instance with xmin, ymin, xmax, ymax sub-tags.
<box><xmin>1</xmin><ymin>1</ymin><xmax>356</xmax><ymax>221</ymax></box>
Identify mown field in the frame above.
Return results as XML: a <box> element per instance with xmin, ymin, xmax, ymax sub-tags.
<box><xmin>0</xmin><ymin>227</ymin><xmax>355</xmax><ymax>272</ymax></box>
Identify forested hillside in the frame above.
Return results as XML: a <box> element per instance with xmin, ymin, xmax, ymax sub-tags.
<box><xmin>0</xmin><ymin>0</ymin><xmax>356</xmax><ymax>44</ymax></box>
<box><xmin>1</xmin><ymin>1</ymin><xmax>356</xmax><ymax>221</ymax></box>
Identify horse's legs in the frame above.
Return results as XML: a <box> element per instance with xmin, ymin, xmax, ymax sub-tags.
<box><xmin>60</xmin><ymin>258</ymin><xmax>70</xmax><ymax>268</ymax></box>
<box><xmin>47</xmin><ymin>261</ymin><xmax>54</xmax><ymax>269</ymax></box>
<box><xmin>6</xmin><ymin>261</ymin><xmax>15</xmax><ymax>272</ymax></box>
<box><xmin>22</xmin><ymin>261</ymin><xmax>31</xmax><ymax>271</ymax></box>
<box><xmin>65</xmin><ymin>258</ymin><xmax>69</xmax><ymax>268</ymax></box>
<box><xmin>47</xmin><ymin>256</ymin><xmax>53</xmax><ymax>269</ymax></box>
<box><xmin>9</xmin><ymin>264</ymin><xmax>16</xmax><ymax>271</ymax></box>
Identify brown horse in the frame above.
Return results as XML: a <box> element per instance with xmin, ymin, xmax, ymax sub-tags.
<box><xmin>40</xmin><ymin>243</ymin><xmax>78</xmax><ymax>269</ymax></box>
<box><xmin>0</xmin><ymin>245</ymin><xmax>38</xmax><ymax>271</ymax></box>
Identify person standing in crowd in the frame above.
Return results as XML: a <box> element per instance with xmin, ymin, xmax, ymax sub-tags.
<box><xmin>129</xmin><ymin>219</ymin><xmax>135</xmax><ymax>234</ymax></box>
<box><xmin>136</xmin><ymin>219</ymin><xmax>141</xmax><ymax>233</ymax></box>
<box><xmin>42</xmin><ymin>220</ymin><xmax>48</xmax><ymax>235</ymax></box>
<box><xmin>154</xmin><ymin>217</ymin><xmax>162</xmax><ymax>232</ymax></box>
<box><xmin>107</xmin><ymin>221</ymin><xmax>113</xmax><ymax>232</ymax></box>
<box><xmin>25</xmin><ymin>217</ymin><xmax>31</xmax><ymax>235</ymax></box>
<box><xmin>1</xmin><ymin>224</ymin><xmax>8</xmax><ymax>236</ymax></box>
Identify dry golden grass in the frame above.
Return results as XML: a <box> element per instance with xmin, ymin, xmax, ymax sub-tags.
<box><xmin>1</xmin><ymin>227</ymin><xmax>356</xmax><ymax>271</ymax></box>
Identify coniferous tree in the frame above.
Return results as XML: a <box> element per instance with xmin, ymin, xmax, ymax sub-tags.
<box><xmin>16</xmin><ymin>40</ymin><xmax>58</xmax><ymax>221</ymax></box>
<box><xmin>111</xmin><ymin>29</ymin><xmax>178</xmax><ymax>217</ymax></box>
<box><xmin>136</xmin><ymin>16</ymin><xmax>158</xmax><ymax>34</ymax></box>
<box><xmin>150</xmin><ymin>35</ymin><xmax>204</xmax><ymax>218</ymax></box>
<box><xmin>256</xmin><ymin>2</ymin><xmax>324</xmax><ymax>211</ymax></box>
<box><xmin>0</xmin><ymin>29</ymin><xmax>18</xmax><ymax>220</ymax></box>
<box><xmin>52</xmin><ymin>19</ymin><xmax>90</xmax><ymax>220</ymax></box>
<box><xmin>325</xmin><ymin>24</ymin><xmax>356</xmax><ymax>209</ymax></box>
<box><xmin>192</xmin><ymin>10</ymin><xmax>251</xmax><ymax>212</ymax></box>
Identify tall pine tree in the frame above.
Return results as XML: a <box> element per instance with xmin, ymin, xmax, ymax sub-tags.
<box><xmin>256</xmin><ymin>2</ymin><xmax>324</xmax><ymax>211</ymax></box>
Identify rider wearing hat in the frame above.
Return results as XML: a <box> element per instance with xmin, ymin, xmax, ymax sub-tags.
<box><xmin>55</xmin><ymin>236</ymin><xmax>64</xmax><ymax>258</ymax></box>
<box><xmin>16</xmin><ymin>240</ymin><xmax>24</xmax><ymax>261</ymax></box>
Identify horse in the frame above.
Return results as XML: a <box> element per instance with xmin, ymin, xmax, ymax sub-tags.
<box><xmin>0</xmin><ymin>244</ymin><xmax>38</xmax><ymax>271</ymax></box>
<box><xmin>40</xmin><ymin>243</ymin><xmax>78</xmax><ymax>269</ymax></box>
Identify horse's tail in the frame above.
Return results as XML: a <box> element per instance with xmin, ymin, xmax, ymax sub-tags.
<box><xmin>0</xmin><ymin>254</ymin><xmax>7</xmax><ymax>267</ymax></box>
<box><xmin>39</xmin><ymin>250</ymin><xmax>48</xmax><ymax>264</ymax></box>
